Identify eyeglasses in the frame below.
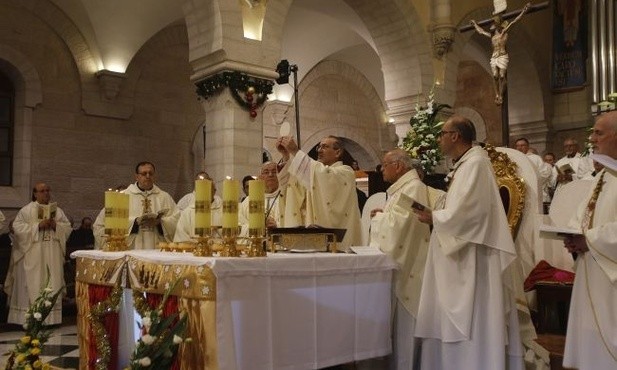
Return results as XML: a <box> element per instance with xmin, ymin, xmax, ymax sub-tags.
<box><xmin>438</xmin><ymin>130</ymin><xmax>458</xmax><ymax>137</ymax></box>
<box><xmin>261</xmin><ymin>170</ymin><xmax>277</xmax><ymax>176</ymax></box>
<box><xmin>138</xmin><ymin>171</ymin><xmax>155</xmax><ymax>177</ymax></box>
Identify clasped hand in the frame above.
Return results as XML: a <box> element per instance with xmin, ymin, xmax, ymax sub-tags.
<box><xmin>38</xmin><ymin>218</ymin><xmax>56</xmax><ymax>230</ymax></box>
<box><xmin>137</xmin><ymin>213</ymin><xmax>161</xmax><ymax>228</ymax></box>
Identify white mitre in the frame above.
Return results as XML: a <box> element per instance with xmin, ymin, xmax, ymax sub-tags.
<box><xmin>494</xmin><ymin>0</ymin><xmax>507</xmax><ymax>14</ymax></box>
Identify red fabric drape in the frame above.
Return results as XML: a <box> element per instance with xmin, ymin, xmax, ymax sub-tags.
<box><xmin>524</xmin><ymin>260</ymin><xmax>576</xmax><ymax>291</ymax></box>
<box><xmin>145</xmin><ymin>292</ymin><xmax>181</xmax><ymax>370</ymax></box>
<box><xmin>87</xmin><ymin>285</ymin><xmax>119</xmax><ymax>370</ymax></box>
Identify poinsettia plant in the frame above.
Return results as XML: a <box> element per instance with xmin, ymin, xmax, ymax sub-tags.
<box><xmin>400</xmin><ymin>89</ymin><xmax>451</xmax><ymax>174</ymax></box>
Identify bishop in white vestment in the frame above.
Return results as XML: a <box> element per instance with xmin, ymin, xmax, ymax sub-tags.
<box><xmin>369</xmin><ymin>149</ymin><xmax>439</xmax><ymax>369</ymax></box>
<box><xmin>562</xmin><ymin>112</ymin><xmax>617</xmax><ymax>370</ymax></box>
<box><xmin>276</xmin><ymin>135</ymin><xmax>362</xmax><ymax>249</ymax></box>
<box><xmin>414</xmin><ymin>116</ymin><xmax>524</xmax><ymax>370</ymax></box>
<box><xmin>7</xmin><ymin>183</ymin><xmax>72</xmax><ymax>325</ymax></box>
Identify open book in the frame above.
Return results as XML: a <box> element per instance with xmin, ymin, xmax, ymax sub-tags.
<box><xmin>539</xmin><ymin>224</ymin><xmax>582</xmax><ymax>241</ymax></box>
<box><xmin>398</xmin><ymin>193</ymin><xmax>431</xmax><ymax>212</ymax></box>
<box><xmin>37</xmin><ymin>202</ymin><xmax>57</xmax><ymax>220</ymax></box>
<box><xmin>557</xmin><ymin>162</ymin><xmax>574</xmax><ymax>175</ymax></box>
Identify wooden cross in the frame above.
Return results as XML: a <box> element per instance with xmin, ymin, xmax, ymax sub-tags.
<box><xmin>459</xmin><ymin>1</ymin><xmax>548</xmax><ymax>146</ymax></box>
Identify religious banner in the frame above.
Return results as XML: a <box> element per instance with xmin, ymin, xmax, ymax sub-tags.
<box><xmin>552</xmin><ymin>0</ymin><xmax>587</xmax><ymax>91</ymax></box>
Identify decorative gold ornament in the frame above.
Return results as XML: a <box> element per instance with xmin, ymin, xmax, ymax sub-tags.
<box><xmin>483</xmin><ymin>143</ymin><xmax>526</xmax><ymax>237</ymax></box>
<box><xmin>88</xmin><ymin>279</ymin><xmax>124</xmax><ymax>370</ymax></box>
<box><xmin>246</xmin><ymin>228</ymin><xmax>266</xmax><ymax>257</ymax></box>
<box><xmin>219</xmin><ymin>227</ymin><xmax>240</xmax><ymax>257</ymax></box>
<box><xmin>104</xmin><ymin>233</ymin><xmax>128</xmax><ymax>252</ymax></box>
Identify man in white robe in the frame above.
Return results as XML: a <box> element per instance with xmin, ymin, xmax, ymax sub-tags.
<box><xmin>562</xmin><ymin>111</ymin><xmax>617</xmax><ymax>369</ymax></box>
<box><xmin>239</xmin><ymin>162</ymin><xmax>283</xmax><ymax>237</ymax></box>
<box><xmin>174</xmin><ymin>172</ymin><xmax>223</xmax><ymax>242</ymax></box>
<box><xmin>369</xmin><ymin>149</ymin><xmax>439</xmax><ymax>369</ymax></box>
<box><xmin>94</xmin><ymin>161</ymin><xmax>179</xmax><ymax>249</ymax></box>
<box><xmin>554</xmin><ymin>138</ymin><xmax>593</xmax><ymax>190</ymax></box>
<box><xmin>515</xmin><ymin>137</ymin><xmax>553</xmax><ymax>203</ymax></box>
<box><xmin>7</xmin><ymin>182</ymin><xmax>72</xmax><ymax>325</ymax></box>
<box><xmin>276</xmin><ymin>135</ymin><xmax>362</xmax><ymax>249</ymax></box>
<box><xmin>414</xmin><ymin>116</ymin><xmax>524</xmax><ymax>370</ymax></box>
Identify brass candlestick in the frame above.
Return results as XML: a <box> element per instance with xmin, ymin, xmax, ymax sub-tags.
<box><xmin>246</xmin><ymin>228</ymin><xmax>266</xmax><ymax>257</ymax></box>
<box><xmin>192</xmin><ymin>227</ymin><xmax>213</xmax><ymax>257</ymax></box>
<box><xmin>103</xmin><ymin>232</ymin><xmax>128</xmax><ymax>251</ymax></box>
<box><xmin>220</xmin><ymin>227</ymin><xmax>240</xmax><ymax>257</ymax></box>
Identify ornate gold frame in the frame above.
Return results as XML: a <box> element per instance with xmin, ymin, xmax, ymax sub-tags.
<box><xmin>484</xmin><ymin>144</ymin><xmax>526</xmax><ymax>238</ymax></box>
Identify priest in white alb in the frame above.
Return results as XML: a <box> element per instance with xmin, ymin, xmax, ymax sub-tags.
<box><xmin>562</xmin><ymin>111</ymin><xmax>617</xmax><ymax>370</ymax></box>
<box><xmin>7</xmin><ymin>182</ymin><xmax>72</xmax><ymax>325</ymax></box>
<box><xmin>369</xmin><ymin>149</ymin><xmax>440</xmax><ymax>369</ymax></box>
<box><xmin>276</xmin><ymin>135</ymin><xmax>362</xmax><ymax>249</ymax></box>
<box><xmin>239</xmin><ymin>161</ymin><xmax>284</xmax><ymax>236</ymax></box>
<box><xmin>413</xmin><ymin>116</ymin><xmax>525</xmax><ymax>369</ymax></box>
<box><xmin>94</xmin><ymin>161</ymin><xmax>179</xmax><ymax>249</ymax></box>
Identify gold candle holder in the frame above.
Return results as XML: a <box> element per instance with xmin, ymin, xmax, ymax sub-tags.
<box><xmin>246</xmin><ymin>228</ymin><xmax>266</xmax><ymax>257</ymax></box>
<box><xmin>103</xmin><ymin>232</ymin><xmax>128</xmax><ymax>252</ymax></box>
<box><xmin>192</xmin><ymin>227</ymin><xmax>213</xmax><ymax>257</ymax></box>
<box><xmin>219</xmin><ymin>227</ymin><xmax>240</xmax><ymax>257</ymax></box>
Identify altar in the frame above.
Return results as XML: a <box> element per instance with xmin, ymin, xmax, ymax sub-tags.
<box><xmin>72</xmin><ymin>250</ymin><xmax>396</xmax><ymax>370</ymax></box>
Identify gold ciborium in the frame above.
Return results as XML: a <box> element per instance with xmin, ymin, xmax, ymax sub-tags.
<box><xmin>219</xmin><ymin>227</ymin><xmax>240</xmax><ymax>257</ymax></box>
<box><xmin>246</xmin><ymin>228</ymin><xmax>266</xmax><ymax>257</ymax></box>
<box><xmin>103</xmin><ymin>231</ymin><xmax>128</xmax><ymax>252</ymax></box>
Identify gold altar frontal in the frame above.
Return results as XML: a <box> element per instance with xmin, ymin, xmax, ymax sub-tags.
<box><xmin>74</xmin><ymin>253</ymin><xmax>218</xmax><ymax>370</ymax></box>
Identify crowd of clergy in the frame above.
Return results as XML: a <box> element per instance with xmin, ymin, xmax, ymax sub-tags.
<box><xmin>1</xmin><ymin>110</ymin><xmax>616</xmax><ymax>370</ymax></box>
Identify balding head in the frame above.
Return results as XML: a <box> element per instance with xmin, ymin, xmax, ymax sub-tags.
<box><xmin>439</xmin><ymin>115</ymin><xmax>475</xmax><ymax>159</ymax></box>
<box><xmin>591</xmin><ymin>111</ymin><xmax>617</xmax><ymax>159</ymax></box>
<box><xmin>381</xmin><ymin>148</ymin><xmax>422</xmax><ymax>183</ymax></box>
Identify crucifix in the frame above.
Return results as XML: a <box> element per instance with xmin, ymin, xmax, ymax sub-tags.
<box><xmin>459</xmin><ymin>1</ymin><xmax>548</xmax><ymax>146</ymax></box>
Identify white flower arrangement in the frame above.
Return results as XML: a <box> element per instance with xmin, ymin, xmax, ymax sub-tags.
<box><xmin>400</xmin><ymin>89</ymin><xmax>451</xmax><ymax>174</ymax></box>
<box><xmin>5</xmin><ymin>267</ymin><xmax>63</xmax><ymax>370</ymax></box>
<box><xmin>126</xmin><ymin>280</ymin><xmax>191</xmax><ymax>370</ymax></box>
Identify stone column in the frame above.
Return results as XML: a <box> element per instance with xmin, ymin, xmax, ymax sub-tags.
<box><xmin>193</xmin><ymin>66</ymin><xmax>278</xmax><ymax>183</ymax></box>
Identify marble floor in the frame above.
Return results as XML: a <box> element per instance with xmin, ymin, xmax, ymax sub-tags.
<box><xmin>0</xmin><ymin>320</ymin><xmax>79</xmax><ymax>370</ymax></box>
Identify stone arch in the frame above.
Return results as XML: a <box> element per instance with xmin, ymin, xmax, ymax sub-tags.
<box><xmin>123</xmin><ymin>22</ymin><xmax>190</xmax><ymax>95</ymax></box>
<box><xmin>184</xmin><ymin>0</ymin><xmax>292</xmax><ymax>71</ymax></box>
<box><xmin>302</xmin><ymin>129</ymin><xmax>376</xmax><ymax>171</ymax></box>
<box><xmin>292</xmin><ymin>59</ymin><xmax>391</xmax><ymax>168</ymax></box>
<box><xmin>454</xmin><ymin>106</ymin><xmax>488</xmax><ymax>142</ymax></box>
<box><xmin>0</xmin><ymin>46</ymin><xmax>43</xmax><ymax>206</ymax></box>
<box><xmin>348</xmin><ymin>0</ymin><xmax>434</xmax><ymax>98</ymax></box>
<box><xmin>14</xmin><ymin>0</ymin><xmax>105</xmax><ymax>115</ymax></box>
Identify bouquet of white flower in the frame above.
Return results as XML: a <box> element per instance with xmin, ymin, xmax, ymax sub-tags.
<box><xmin>5</xmin><ymin>267</ymin><xmax>63</xmax><ymax>370</ymax></box>
<box><xmin>400</xmin><ymin>89</ymin><xmax>450</xmax><ymax>174</ymax></box>
<box><xmin>126</xmin><ymin>281</ymin><xmax>190</xmax><ymax>370</ymax></box>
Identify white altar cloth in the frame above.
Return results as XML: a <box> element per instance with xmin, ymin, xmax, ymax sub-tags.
<box><xmin>72</xmin><ymin>250</ymin><xmax>396</xmax><ymax>370</ymax></box>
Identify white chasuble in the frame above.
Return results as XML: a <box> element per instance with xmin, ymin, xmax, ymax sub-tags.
<box><xmin>279</xmin><ymin>150</ymin><xmax>362</xmax><ymax>249</ymax></box>
<box><xmin>8</xmin><ymin>201</ymin><xmax>71</xmax><ymax>325</ymax></box>
<box><xmin>564</xmin><ymin>167</ymin><xmax>617</xmax><ymax>370</ymax></box>
<box><xmin>415</xmin><ymin>146</ymin><xmax>524</xmax><ymax>370</ymax></box>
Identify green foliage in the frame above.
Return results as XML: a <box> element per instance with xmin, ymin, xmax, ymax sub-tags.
<box><xmin>5</xmin><ymin>267</ymin><xmax>62</xmax><ymax>370</ymax></box>
<box><xmin>400</xmin><ymin>89</ymin><xmax>450</xmax><ymax>174</ymax></box>
<box><xmin>126</xmin><ymin>281</ymin><xmax>190</xmax><ymax>370</ymax></box>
